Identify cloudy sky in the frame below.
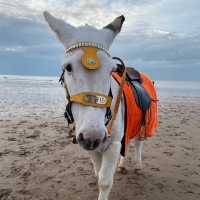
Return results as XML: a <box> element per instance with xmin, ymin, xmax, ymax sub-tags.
<box><xmin>0</xmin><ymin>0</ymin><xmax>199</xmax><ymax>80</ymax></box>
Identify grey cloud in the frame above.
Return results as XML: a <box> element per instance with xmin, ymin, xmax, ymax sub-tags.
<box><xmin>0</xmin><ymin>0</ymin><xmax>199</xmax><ymax>80</ymax></box>
<box><xmin>0</xmin><ymin>14</ymin><xmax>64</xmax><ymax>76</ymax></box>
<box><xmin>113</xmin><ymin>30</ymin><xmax>200</xmax><ymax>63</ymax></box>
<box><xmin>0</xmin><ymin>15</ymin><xmax>63</xmax><ymax>52</ymax></box>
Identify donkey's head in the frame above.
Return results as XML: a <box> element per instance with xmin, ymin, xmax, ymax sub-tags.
<box><xmin>44</xmin><ymin>11</ymin><xmax>125</xmax><ymax>150</ymax></box>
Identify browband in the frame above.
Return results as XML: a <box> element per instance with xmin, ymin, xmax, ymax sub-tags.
<box><xmin>65</xmin><ymin>41</ymin><xmax>110</xmax><ymax>56</ymax></box>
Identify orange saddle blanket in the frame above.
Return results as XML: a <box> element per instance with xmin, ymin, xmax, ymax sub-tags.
<box><xmin>112</xmin><ymin>70</ymin><xmax>158</xmax><ymax>150</ymax></box>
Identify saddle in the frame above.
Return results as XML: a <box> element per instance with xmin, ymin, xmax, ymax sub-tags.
<box><xmin>116</xmin><ymin>65</ymin><xmax>151</xmax><ymax>113</ymax></box>
<box><xmin>112</xmin><ymin>66</ymin><xmax>158</xmax><ymax>156</ymax></box>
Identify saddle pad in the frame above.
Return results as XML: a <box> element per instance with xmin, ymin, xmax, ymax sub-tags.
<box><xmin>112</xmin><ymin>71</ymin><xmax>158</xmax><ymax>148</ymax></box>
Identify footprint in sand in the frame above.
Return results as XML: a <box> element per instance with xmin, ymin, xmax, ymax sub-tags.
<box><xmin>39</xmin><ymin>123</ymin><xmax>48</xmax><ymax>128</ymax></box>
<box><xmin>174</xmin><ymin>132</ymin><xmax>181</xmax><ymax>136</ymax></box>
<box><xmin>27</xmin><ymin>125</ymin><xmax>35</xmax><ymax>129</ymax></box>
<box><xmin>17</xmin><ymin>120</ymin><xmax>28</xmax><ymax>125</ymax></box>
<box><xmin>16</xmin><ymin>149</ymin><xmax>31</xmax><ymax>156</ymax></box>
<box><xmin>0</xmin><ymin>149</ymin><xmax>11</xmax><ymax>157</ymax></box>
<box><xmin>88</xmin><ymin>181</ymin><xmax>97</xmax><ymax>187</ymax></box>
<box><xmin>9</xmin><ymin>165</ymin><xmax>24</xmax><ymax>178</ymax></box>
<box><xmin>7</xmin><ymin>137</ymin><xmax>17</xmax><ymax>141</ymax></box>
<box><xmin>163</xmin><ymin>151</ymin><xmax>174</xmax><ymax>156</ymax></box>
<box><xmin>185</xmin><ymin>190</ymin><xmax>194</xmax><ymax>194</ymax></box>
<box><xmin>155</xmin><ymin>182</ymin><xmax>164</xmax><ymax>192</ymax></box>
<box><xmin>0</xmin><ymin>189</ymin><xmax>12</xmax><ymax>199</ymax></box>
<box><xmin>17</xmin><ymin>189</ymin><xmax>31</xmax><ymax>195</ymax></box>
<box><xmin>26</xmin><ymin>130</ymin><xmax>40</xmax><ymax>139</ymax></box>
<box><xmin>177</xmin><ymin>179</ymin><xmax>184</xmax><ymax>184</ymax></box>
<box><xmin>151</xmin><ymin>167</ymin><xmax>161</xmax><ymax>172</ymax></box>
<box><xmin>168</xmin><ymin>144</ymin><xmax>175</xmax><ymax>148</ymax></box>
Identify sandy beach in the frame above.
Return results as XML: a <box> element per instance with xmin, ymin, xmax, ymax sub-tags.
<box><xmin>0</xmin><ymin>77</ymin><xmax>200</xmax><ymax>200</ymax></box>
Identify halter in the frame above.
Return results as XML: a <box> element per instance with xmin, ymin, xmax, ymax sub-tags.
<box><xmin>60</xmin><ymin>42</ymin><xmax>126</xmax><ymax>141</ymax></box>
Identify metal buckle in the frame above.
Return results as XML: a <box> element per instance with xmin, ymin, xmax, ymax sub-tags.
<box><xmin>84</xmin><ymin>95</ymin><xmax>107</xmax><ymax>105</ymax></box>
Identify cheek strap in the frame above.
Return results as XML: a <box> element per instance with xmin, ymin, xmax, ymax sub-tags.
<box><xmin>70</xmin><ymin>92</ymin><xmax>112</xmax><ymax>108</ymax></box>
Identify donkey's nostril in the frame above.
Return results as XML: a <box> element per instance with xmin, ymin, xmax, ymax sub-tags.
<box><xmin>85</xmin><ymin>139</ymin><xmax>92</xmax><ymax>149</ymax></box>
<box><xmin>84</xmin><ymin>139</ymin><xmax>100</xmax><ymax>150</ymax></box>
<box><xmin>78</xmin><ymin>133</ymin><xmax>84</xmax><ymax>142</ymax></box>
<box><xmin>93</xmin><ymin>139</ymin><xmax>100</xmax><ymax>148</ymax></box>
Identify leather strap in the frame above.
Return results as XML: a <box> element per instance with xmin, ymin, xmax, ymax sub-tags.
<box><xmin>107</xmin><ymin>68</ymin><xmax>127</xmax><ymax>135</ymax></box>
<box><xmin>70</xmin><ymin>92</ymin><xmax>112</xmax><ymax>108</ymax></box>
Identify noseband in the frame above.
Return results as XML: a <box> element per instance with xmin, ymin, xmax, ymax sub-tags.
<box><xmin>59</xmin><ymin>42</ymin><xmax>126</xmax><ymax>140</ymax></box>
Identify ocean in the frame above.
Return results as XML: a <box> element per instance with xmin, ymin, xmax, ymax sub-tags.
<box><xmin>0</xmin><ymin>75</ymin><xmax>200</xmax><ymax>117</ymax></box>
<box><xmin>156</xmin><ymin>80</ymin><xmax>200</xmax><ymax>98</ymax></box>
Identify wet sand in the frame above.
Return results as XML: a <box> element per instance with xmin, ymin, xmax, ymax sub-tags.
<box><xmin>0</xmin><ymin>98</ymin><xmax>200</xmax><ymax>200</ymax></box>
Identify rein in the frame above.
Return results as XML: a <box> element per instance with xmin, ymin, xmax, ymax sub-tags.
<box><xmin>107</xmin><ymin>58</ymin><xmax>126</xmax><ymax>135</ymax></box>
<box><xmin>59</xmin><ymin>42</ymin><xmax>126</xmax><ymax>139</ymax></box>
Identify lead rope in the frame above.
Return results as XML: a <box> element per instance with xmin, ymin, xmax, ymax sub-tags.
<box><xmin>107</xmin><ymin>58</ymin><xmax>127</xmax><ymax>135</ymax></box>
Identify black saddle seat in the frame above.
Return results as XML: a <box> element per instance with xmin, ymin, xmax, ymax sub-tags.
<box><xmin>115</xmin><ymin>65</ymin><xmax>151</xmax><ymax>112</ymax></box>
<box><xmin>126</xmin><ymin>67</ymin><xmax>151</xmax><ymax>112</ymax></box>
<box><xmin>126</xmin><ymin>67</ymin><xmax>142</xmax><ymax>83</ymax></box>
<box><xmin>131</xmin><ymin>81</ymin><xmax>151</xmax><ymax>112</ymax></box>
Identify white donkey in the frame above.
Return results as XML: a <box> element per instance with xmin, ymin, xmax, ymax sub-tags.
<box><xmin>44</xmin><ymin>11</ymin><xmax>144</xmax><ymax>200</ymax></box>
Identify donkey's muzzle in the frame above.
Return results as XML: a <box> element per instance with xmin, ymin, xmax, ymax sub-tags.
<box><xmin>77</xmin><ymin>133</ymin><xmax>101</xmax><ymax>150</ymax></box>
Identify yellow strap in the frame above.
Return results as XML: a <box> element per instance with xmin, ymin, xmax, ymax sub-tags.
<box><xmin>107</xmin><ymin>69</ymin><xmax>127</xmax><ymax>135</ymax></box>
<box><xmin>70</xmin><ymin>92</ymin><xmax>112</xmax><ymax>108</ymax></box>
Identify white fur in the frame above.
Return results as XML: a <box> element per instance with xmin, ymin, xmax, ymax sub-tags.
<box><xmin>44</xmin><ymin>11</ymin><xmax>115</xmax><ymax>50</ymax></box>
<box><xmin>135</xmin><ymin>138</ymin><xmax>143</xmax><ymax>169</ymax></box>
<box><xmin>98</xmin><ymin>142</ymin><xmax>121</xmax><ymax>200</ymax></box>
<box><xmin>44</xmin><ymin>11</ymin><xmax>142</xmax><ymax>200</ymax></box>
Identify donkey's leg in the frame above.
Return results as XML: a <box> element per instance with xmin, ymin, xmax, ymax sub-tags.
<box><xmin>89</xmin><ymin>151</ymin><xmax>102</xmax><ymax>178</ymax></box>
<box><xmin>98</xmin><ymin>142</ymin><xmax>121</xmax><ymax>200</ymax></box>
<box><xmin>135</xmin><ymin>138</ymin><xmax>144</xmax><ymax>170</ymax></box>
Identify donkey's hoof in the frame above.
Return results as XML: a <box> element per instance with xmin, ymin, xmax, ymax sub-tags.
<box><xmin>117</xmin><ymin>166</ymin><xmax>128</xmax><ymax>174</ymax></box>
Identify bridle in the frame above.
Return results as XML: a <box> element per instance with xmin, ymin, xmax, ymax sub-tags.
<box><xmin>59</xmin><ymin>41</ymin><xmax>126</xmax><ymax>140</ymax></box>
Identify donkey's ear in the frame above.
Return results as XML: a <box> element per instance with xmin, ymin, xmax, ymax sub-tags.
<box><xmin>43</xmin><ymin>11</ymin><xmax>76</xmax><ymax>46</ymax></box>
<box><xmin>103</xmin><ymin>15</ymin><xmax>125</xmax><ymax>34</ymax></box>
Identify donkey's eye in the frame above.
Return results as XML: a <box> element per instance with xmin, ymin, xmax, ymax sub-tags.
<box><xmin>65</xmin><ymin>64</ymin><xmax>72</xmax><ymax>72</ymax></box>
